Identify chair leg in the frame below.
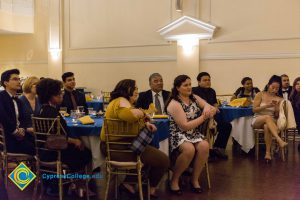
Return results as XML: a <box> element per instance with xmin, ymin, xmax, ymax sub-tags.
<box><xmin>57</xmin><ymin>162</ymin><xmax>63</xmax><ymax>200</ymax></box>
<box><xmin>85</xmin><ymin>166</ymin><xmax>90</xmax><ymax>200</ymax></box>
<box><xmin>205</xmin><ymin>162</ymin><xmax>211</xmax><ymax>189</ymax></box>
<box><xmin>137</xmin><ymin>169</ymin><xmax>144</xmax><ymax>200</ymax></box>
<box><xmin>255</xmin><ymin>132</ymin><xmax>259</xmax><ymax>160</ymax></box>
<box><xmin>104</xmin><ymin>169</ymin><xmax>111</xmax><ymax>200</ymax></box>
<box><xmin>4</xmin><ymin>156</ymin><xmax>7</xmax><ymax>188</ymax></box>
<box><xmin>147</xmin><ymin>179</ymin><xmax>150</xmax><ymax>200</ymax></box>
<box><xmin>115</xmin><ymin>170</ymin><xmax>118</xmax><ymax>200</ymax></box>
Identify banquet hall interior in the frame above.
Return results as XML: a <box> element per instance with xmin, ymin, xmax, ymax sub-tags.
<box><xmin>0</xmin><ymin>0</ymin><xmax>300</xmax><ymax>200</ymax></box>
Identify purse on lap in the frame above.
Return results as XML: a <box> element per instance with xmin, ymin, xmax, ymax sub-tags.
<box><xmin>131</xmin><ymin>127</ymin><xmax>154</xmax><ymax>155</ymax></box>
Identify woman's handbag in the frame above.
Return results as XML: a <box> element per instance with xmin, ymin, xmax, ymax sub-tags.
<box><xmin>131</xmin><ymin>127</ymin><xmax>154</xmax><ymax>155</ymax></box>
<box><xmin>45</xmin><ymin>118</ymin><xmax>68</xmax><ymax>150</ymax></box>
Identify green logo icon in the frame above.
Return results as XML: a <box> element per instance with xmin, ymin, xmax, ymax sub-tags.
<box><xmin>8</xmin><ymin>162</ymin><xmax>36</xmax><ymax>191</ymax></box>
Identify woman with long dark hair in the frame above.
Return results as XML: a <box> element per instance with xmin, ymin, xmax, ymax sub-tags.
<box><xmin>166</xmin><ymin>75</ymin><xmax>216</xmax><ymax>195</ymax></box>
<box><xmin>100</xmin><ymin>79</ymin><xmax>169</xmax><ymax>198</ymax></box>
<box><xmin>289</xmin><ymin>77</ymin><xmax>300</xmax><ymax>150</ymax></box>
<box><xmin>252</xmin><ymin>75</ymin><xmax>287</xmax><ymax>162</ymax></box>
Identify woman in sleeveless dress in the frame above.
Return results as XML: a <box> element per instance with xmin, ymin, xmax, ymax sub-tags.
<box><xmin>252</xmin><ymin>75</ymin><xmax>287</xmax><ymax>162</ymax></box>
<box><xmin>166</xmin><ymin>75</ymin><xmax>216</xmax><ymax>195</ymax></box>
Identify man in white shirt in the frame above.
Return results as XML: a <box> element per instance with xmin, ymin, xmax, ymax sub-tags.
<box><xmin>136</xmin><ymin>73</ymin><xmax>170</xmax><ymax>114</ymax></box>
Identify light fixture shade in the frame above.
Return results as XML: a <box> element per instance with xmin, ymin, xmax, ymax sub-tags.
<box><xmin>176</xmin><ymin>0</ymin><xmax>183</xmax><ymax>12</ymax></box>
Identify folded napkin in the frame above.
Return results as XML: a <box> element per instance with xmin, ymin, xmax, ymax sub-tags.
<box><xmin>85</xmin><ymin>95</ymin><xmax>93</xmax><ymax>102</ymax></box>
<box><xmin>152</xmin><ymin>114</ymin><xmax>169</xmax><ymax>119</ymax></box>
<box><xmin>78</xmin><ymin>115</ymin><xmax>95</xmax><ymax>124</ymax></box>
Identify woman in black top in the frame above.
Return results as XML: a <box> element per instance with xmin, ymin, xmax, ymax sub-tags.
<box><xmin>36</xmin><ymin>78</ymin><xmax>91</xmax><ymax>171</ymax></box>
<box><xmin>231</xmin><ymin>77</ymin><xmax>260</xmax><ymax>101</ymax></box>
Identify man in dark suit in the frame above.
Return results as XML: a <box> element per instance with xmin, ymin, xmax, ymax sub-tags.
<box><xmin>60</xmin><ymin>72</ymin><xmax>88</xmax><ymax>114</ymax></box>
<box><xmin>136</xmin><ymin>73</ymin><xmax>170</xmax><ymax>113</ymax></box>
<box><xmin>279</xmin><ymin>74</ymin><xmax>293</xmax><ymax>100</ymax></box>
<box><xmin>192</xmin><ymin>72</ymin><xmax>231</xmax><ymax>160</ymax></box>
<box><xmin>0</xmin><ymin>69</ymin><xmax>34</xmax><ymax>155</ymax></box>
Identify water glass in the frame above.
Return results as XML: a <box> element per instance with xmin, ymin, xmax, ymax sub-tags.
<box><xmin>77</xmin><ymin>106</ymin><xmax>84</xmax><ymax>112</ymax></box>
<box><xmin>59</xmin><ymin>107</ymin><xmax>67</xmax><ymax>116</ymax></box>
<box><xmin>88</xmin><ymin>108</ymin><xmax>96</xmax><ymax>116</ymax></box>
<box><xmin>70</xmin><ymin>110</ymin><xmax>78</xmax><ymax>123</ymax></box>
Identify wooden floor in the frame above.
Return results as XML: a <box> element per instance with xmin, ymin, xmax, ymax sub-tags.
<box><xmin>3</xmin><ymin>140</ymin><xmax>300</xmax><ymax>200</ymax></box>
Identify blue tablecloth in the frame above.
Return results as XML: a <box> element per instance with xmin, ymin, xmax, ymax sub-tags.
<box><xmin>66</xmin><ymin>117</ymin><xmax>103</xmax><ymax>137</ymax></box>
<box><xmin>66</xmin><ymin>117</ymin><xmax>170</xmax><ymax>148</ymax></box>
<box><xmin>217</xmin><ymin>106</ymin><xmax>254</xmax><ymax>123</ymax></box>
<box><xmin>151</xmin><ymin>118</ymin><xmax>170</xmax><ymax>148</ymax></box>
<box><xmin>86</xmin><ymin>100</ymin><xmax>103</xmax><ymax>112</ymax></box>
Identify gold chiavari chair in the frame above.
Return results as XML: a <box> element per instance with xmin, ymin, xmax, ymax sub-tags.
<box><xmin>103</xmin><ymin>118</ymin><xmax>150</xmax><ymax>200</ymax></box>
<box><xmin>31</xmin><ymin>116</ymin><xmax>90</xmax><ymax>200</ymax></box>
<box><xmin>0</xmin><ymin>123</ymin><xmax>34</xmax><ymax>189</ymax></box>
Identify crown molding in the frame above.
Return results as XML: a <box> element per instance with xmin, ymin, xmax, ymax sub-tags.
<box><xmin>200</xmin><ymin>52</ymin><xmax>300</xmax><ymax>60</ymax></box>
<box><xmin>0</xmin><ymin>60</ymin><xmax>47</xmax><ymax>65</ymax></box>
<box><xmin>64</xmin><ymin>56</ymin><xmax>177</xmax><ymax>64</ymax></box>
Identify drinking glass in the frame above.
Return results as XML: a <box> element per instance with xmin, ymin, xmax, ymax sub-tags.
<box><xmin>77</xmin><ymin>106</ymin><xmax>84</xmax><ymax>112</ymax></box>
<box><xmin>71</xmin><ymin>110</ymin><xmax>78</xmax><ymax>123</ymax></box>
<box><xmin>59</xmin><ymin>107</ymin><xmax>67</xmax><ymax>116</ymax></box>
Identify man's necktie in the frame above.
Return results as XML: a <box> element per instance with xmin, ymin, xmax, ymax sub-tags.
<box><xmin>70</xmin><ymin>92</ymin><xmax>78</xmax><ymax>110</ymax></box>
<box><xmin>154</xmin><ymin>93</ymin><xmax>162</xmax><ymax>114</ymax></box>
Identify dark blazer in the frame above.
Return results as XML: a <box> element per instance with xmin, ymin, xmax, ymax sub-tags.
<box><xmin>278</xmin><ymin>86</ymin><xmax>292</xmax><ymax>98</ymax></box>
<box><xmin>0</xmin><ymin>90</ymin><xmax>34</xmax><ymax>154</ymax></box>
<box><xmin>136</xmin><ymin>89</ymin><xmax>170</xmax><ymax>111</ymax></box>
<box><xmin>19</xmin><ymin>95</ymin><xmax>41</xmax><ymax>128</ymax></box>
<box><xmin>60</xmin><ymin>89</ymin><xmax>88</xmax><ymax>114</ymax></box>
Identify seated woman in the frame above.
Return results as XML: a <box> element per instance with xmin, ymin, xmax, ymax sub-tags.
<box><xmin>166</xmin><ymin>75</ymin><xmax>216</xmax><ymax>195</ymax></box>
<box><xmin>252</xmin><ymin>75</ymin><xmax>287</xmax><ymax>162</ymax></box>
<box><xmin>19</xmin><ymin>76</ymin><xmax>41</xmax><ymax>133</ymax></box>
<box><xmin>289</xmin><ymin>77</ymin><xmax>300</xmax><ymax>151</ymax></box>
<box><xmin>36</xmin><ymin>78</ymin><xmax>91</xmax><ymax>171</ymax></box>
<box><xmin>100</xmin><ymin>79</ymin><xmax>169</xmax><ymax>198</ymax></box>
<box><xmin>231</xmin><ymin>77</ymin><xmax>260</xmax><ymax>101</ymax></box>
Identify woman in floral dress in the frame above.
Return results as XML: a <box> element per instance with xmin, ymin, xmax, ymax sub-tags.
<box><xmin>166</xmin><ymin>75</ymin><xmax>216</xmax><ymax>195</ymax></box>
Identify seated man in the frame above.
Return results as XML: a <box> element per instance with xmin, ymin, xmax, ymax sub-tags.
<box><xmin>60</xmin><ymin>72</ymin><xmax>88</xmax><ymax>114</ymax></box>
<box><xmin>192</xmin><ymin>72</ymin><xmax>232</xmax><ymax>159</ymax></box>
<box><xmin>0</xmin><ymin>69</ymin><xmax>34</xmax><ymax>155</ymax></box>
<box><xmin>136</xmin><ymin>73</ymin><xmax>170</xmax><ymax>114</ymax></box>
<box><xmin>279</xmin><ymin>74</ymin><xmax>292</xmax><ymax>100</ymax></box>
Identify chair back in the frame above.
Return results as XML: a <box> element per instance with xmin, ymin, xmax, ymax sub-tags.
<box><xmin>102</xmin><ymin>91</ymin><xmax>111</xmax><ymax>111</ymax></box>
<box><xmin>31</xmin><ymin>116</ymin><xmax>63</xmax><ymax>159</ymax></box>
<box><xmin>0</xmin><ymin>123</ymin><xmax>6</xmax><ymax>153</ymax></box>
<box><xmin>104</xmin><ymin>118</ymin><xmax>140</xmax><ymax>162</ymax></box>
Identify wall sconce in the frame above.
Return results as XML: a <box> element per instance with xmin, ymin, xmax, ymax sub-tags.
<box><xmin>176</xmin><ymin>0</ymin><xmax>183</xmax><ymax>12</ymax></box>
<box><xmin>178</xmin><ymin>37</ymin><xmax>199</xmax><ymax>56</ymax></box>
<box><xmin>49</xmin><ymin>48</ymin><xmax>61</xmax><ymax>60</ymax></box>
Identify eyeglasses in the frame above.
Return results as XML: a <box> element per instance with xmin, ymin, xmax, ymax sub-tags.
<box><xmin>9</xmin><ymin>77</ymin><xmax>21</xmax><ymax>81</ymax></box>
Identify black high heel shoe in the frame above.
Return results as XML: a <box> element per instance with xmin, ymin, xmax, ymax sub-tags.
<box><xmin>168</xmin><ymin>184</ymin><xmax>183</xmax><ymax>196</ymax></box>
<box><xmin>190</xmin><ymin>182</ymin><xmax>203</xmax><ymax>193</ymax></box>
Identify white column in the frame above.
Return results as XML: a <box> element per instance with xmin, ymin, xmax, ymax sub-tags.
<box><xmin>48</xmin><ymin>0</ymin><xmax>62</xmax><ymax>79</ymax></box>
<box><xmin>176</xmin><ymin>40</ymin><xmax>199</xmax><ymax>86</ymax></box>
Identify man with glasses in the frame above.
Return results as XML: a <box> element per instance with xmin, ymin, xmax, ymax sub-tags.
<box><xmin>60</xmin><ymin>72</ymin><xmax>88</xmax><ymax>114</ymax></box>
<box><xmin>136</xmin><ymin>73</ymin><xmax>170</xmax><ymax>114</ymax></box>
<box><xmin>0</xmin><ymin>69</ymin><xmax>35</xmax><ymax>155</ymax></box>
